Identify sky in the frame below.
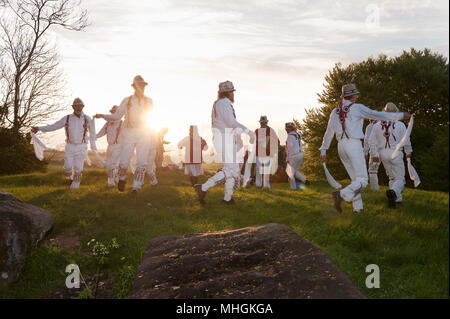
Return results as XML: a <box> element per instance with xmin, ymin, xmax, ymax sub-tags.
<box><xmin>23</xmin><ymin>0</ymin><xmax>449</xmax><ymax>150</ymax></box>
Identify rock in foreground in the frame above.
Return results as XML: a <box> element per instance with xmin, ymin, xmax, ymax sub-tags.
<box><xmin>129</xmin><ymin>223</ymin><xmax>364</xmax><ymax>299</ymax></box>
<box><xmin>0</xmin><ymin>190</ymin><xmax>53</xmax><ymax>285</ymax></box>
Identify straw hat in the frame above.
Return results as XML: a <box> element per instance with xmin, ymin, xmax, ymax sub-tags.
<box><xmin>132</xmin><ymin>75</ymin><xmax>148</xmax><ymax>87</ymax></box>
<box><xmin>341</xmin><ymin>83</ymin><xmax>360</xmax><ymax>98</ymax></box>
<box><xmin>72</xmin><ymin>98</ymin><xmax>84</xmax><ymax>106</ymax></box>
<box><xmin>383</xmin><ymin>102</ymin><xmax>399</xmax><ymax>113</ymax></box>
<box><xmin>285</xmin><ymin>122</ymin><xmax>296</xmax><ymax>130</ymax></box>
<box><xmin>259</xmin><ymin>115</ymin><xmax>268</xmax><ymax>123</ymax></box>
<box><xmin>218</xmin><ymin>80</ymin><xmax>235</xmax><ymax>93</ymax></box>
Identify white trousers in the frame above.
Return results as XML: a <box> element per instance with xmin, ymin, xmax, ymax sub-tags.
<box><xmin>64</xmin><ymin>143</ymin><xmax>87</xmax><ymax>176</ymax></box>
<box><xmin>256</xmin><ymin>156</ymin><xmax>272</xmax><ymax>189</ymax></box>
<box><xmin>286</xmin><ymin>153</ymin><xmax>307</xmax><ymax>190</ymax></box>
<box><xmin>338</xmin><ymin>138</ymin><xmax>368</xmax><ymax>211</ymax></box>
<box><xmin>185</xmin><ymin>164</ymin><xmax>204</xmax><ymax>177</ymax></box>
<box><xmin>146</xmin><ymin>146</ymin><xmax>157</xmax><ymax>175</ymax></box>
<box><xmin>368</xmin><ymin>156</ymin><xmax>381</xmax><ymax>191</ymax></box>
<box><xmin>106</xmin><ymin>144</ymin><xmax>121</xmax><ymax>169</ymax></box>
<box><xmin>202</xmin><ymin>133</ymin><xmax>241</xmax><ymax>201</ymax></box>
<box><xmin>380</xmin><ymin>148</ymin><xmax>405</xmax><ymax>202</ymax></box>
<box><xmin>118</xmin><ymin>128</ymin><xmax>151</xmax><ymax>188</ymax></box>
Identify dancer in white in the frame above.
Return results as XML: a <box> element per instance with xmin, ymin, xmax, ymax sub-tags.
<box><xmin>95</xmin><ymin>75</ymin><xmax>153</xmax><ymax>193</ymax></box>
<box><xmin>253</xmin><ymin>116</ymin><xmax>279</xmax><ymax>189</ymax></box>
<box><xmin>364</xmin><ymin>120</ymin><xmax>380</xmax><ymax>190</ymax></box>
<box><xmin>194</xmin><ymin>81</ymin><xmax>255</xmax><ymax>205</ymax></box>
<box><xmin>31</xmin><ymin>98</ymin><xmax>96</xmax><ymax>189</ymax></box>
<box><xmin>178</xmin><ymin>125</ymin><xmax>208</xmax><ymax>186</ymax></box>
<box><xmin>368</xmin><ymin>102</ymin><xmax>412</xmax><ymax>208</ymax></box>
<box><xmin>319</xmin><ymin>84</ymin><xmax>411</xmax><ymax>213</ymax></box>
<box><xmin>285</xmin><ymin>122</ymin><xmax>310</xmax><ymax>189</ymax></box>
<box><xmin>96</xmin><ymin>105</ymin><xmax>123</xmax><ymax>187</ymax></box>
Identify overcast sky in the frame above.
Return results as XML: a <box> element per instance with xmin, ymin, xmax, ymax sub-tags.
<box><xmin>35</xmin><ymin>0</ymin><xmax>449</xmax><ymax>149</ymax></box>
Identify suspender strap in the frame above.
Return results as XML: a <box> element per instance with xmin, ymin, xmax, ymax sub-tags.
<box><xmin>114</xmin><ymin>120</ymin><xmax>122</xmax><ymax>144</ymax></box>
<box><xmin>336</xmin><ymin>100</ymin><xmax>354</xmax><ymax>139</ymax></box>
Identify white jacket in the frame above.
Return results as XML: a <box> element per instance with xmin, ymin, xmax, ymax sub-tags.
<box><xmin>368</xmin><ymin>120</ymin><xmax>412</xmax><ymax>157</ymax></box>
<box><xmin>39</xmin><ymin>113</ymin><xmax>96</xmax><ymax>149</ymax></box>
<box><xmin>103</xmin><ymin>95</ymin><xmax>153</xmax><ymax>129</ymax></box>
<box><xmin>319</xmin><ymin>100</ymin><xmax>404</xmax><ymax>155</ymax></box>
<box><xmin>211</xmin><ymin>98</ymin><xmax>248</xmax><ymax>134</ymax></box>
<box><xmin>286</xmin><ymin>131</ymin><xmax>303</xmax><ymax>157</ymax></box>
<box><xmin>96</xmin><ymin>120</ymin><xmax>122</xmax><ymax>145</ymax></box>
<box><xmin>178</xmin><ymin>133</ymin><xmax>208</xmax><ymax>165</ymax></box>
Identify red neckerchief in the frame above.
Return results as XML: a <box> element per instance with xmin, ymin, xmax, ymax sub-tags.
<box><xmin>336</xmin><ymin>99</ymin><xmax>354</xmax><ymax>139</ymax></box>
<box><xmin>381</xmin><ymin>121</ymin><xmax>396</xmax><ymax>148</ymax></box>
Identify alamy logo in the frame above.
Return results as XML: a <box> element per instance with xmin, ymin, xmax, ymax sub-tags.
<box><xmin>365</xmin><ymin>264</ymin><xmax>380</xmax><ymax>288</ymax></box>
<box><xmin>65</xmin><ymin>264</ymin><xmax>81</xmax><ymax>289</ymax></box>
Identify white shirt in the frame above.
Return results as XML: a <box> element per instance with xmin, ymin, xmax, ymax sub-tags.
<box><xmin>39</xmin><ymin>113</ymin><xmax>96</xmax><ymax>149</ymax></box>
<box><xmin>178</xmin><ymin>135</ymin><xmax>208</xmax><ymax>164</ymax></box>
<box><xmin>368</xmin><ymin>120</ymin><xmax>412</xmax><ymax>157</ymax></box>
<box><xmin>363</xmin><ymin>121</ymin><xmax>377</xmax><ymax>156</ymax></box>
<box><xmin>96</xmin><ymin>120</ymin><xmax>122</xmax><ymax>145</ymax></box>
<box><xmin>103</xmin><ymin>95</ymin><xmax>153</xmax><ymax>129</ymax></box>
<box><xmin>211</xmin><ymin>98</ymin><xmax>248</xmax><ymax>134</ymax></box>
<box><xmin>319</xmin><ymin>100</ymin><xmax>404</xmax><ymax>155</ymax></box>
<box><xmin>286</xmin><ymin>131</ymin><xmax>303</xmax><ymax>157</ymax></box>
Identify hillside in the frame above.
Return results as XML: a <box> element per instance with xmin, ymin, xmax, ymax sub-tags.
<box><xmin>0</xmin><ymin>165</ymin><xmax>448</xmax><ymax>299</ymax></box>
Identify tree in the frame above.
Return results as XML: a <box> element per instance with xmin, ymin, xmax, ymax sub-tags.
<box><xmin>300</xmin><ymin>48</ymin><xmax>449</xmax><ymax>191</ymax></box>
<box><xmin>0</xmin><ymin>0</ymin><xmax>88</xmax><ymax>134</ymax></box>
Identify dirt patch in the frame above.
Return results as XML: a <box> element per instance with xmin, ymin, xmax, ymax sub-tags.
<box><xmin>48</xmin><ymin>235</ymin><xmax>80</xmax><ymax>253</ymax></box>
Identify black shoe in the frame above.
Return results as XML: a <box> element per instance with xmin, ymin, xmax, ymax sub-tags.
<box><xmin>386</xmin><ymin>190</ymin><xmax>397</xmax><ymax>208</ymax></box>
<box><xmin>118</xmin><ymin>180</ymin><xmax>126</xmax><ymax>192</ymax></box>
<box><xmin>131</xmin><ymin>189</ymin><xmax>138</xmax><ymax>195</ymax></box>
<box><xmin>194</xmin><ymin>184</ymin><xmax>206</xmax><ymax>205</ymax></box>
<box><xmin>304</xmin><ymin>180</ymin><xmax>311</xmax><ymax>186</ymax></box>
<box><xmin>190</xmin><ymin>176</ymin><xmax>198</xmax><ymax>187</ymax></box>
<box><xmin>332</xmin><ymin>190</ymin><xmax>343</xmax><ymax>213</ymax></box>
<box><xmin>222</xmin><ymin>199</ymin><xmax>235</xmax><ymax>205</ymax></box>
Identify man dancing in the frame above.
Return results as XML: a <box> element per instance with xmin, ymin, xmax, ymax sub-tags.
<box><xmin>31</xmin><ymin>98</ymin><xmax>96</xmax><ymax>189</ymax></box>
<box><xmin>96</xmin><ymin>105</ymin><xmax>122</xmax><ymax>187</ymax></box>
<box><xmin>178</xmin><ymin>125</ymin><xmax>208</xmax><ymax>186</ymax></box>
<box><xmin>251</xmin><ymin>116</ymin><xmax>279</xmax><ymax>190</ymax></box>
<box><xmin>319</xmin><ymin>84</ymin><xmax>411</xmax><ymax>213</ymax></box>
<box><xmin>285</xmin><ymin>122</ymin><xmax>309</xmax><ymax>189</ymax></box>
<box><xmin>95</xmin><ymin>75</ymin><xmax>153</xmax><ymax>193</ymax></box>
<box><xmin>368</xmin><ymin>102</ymin><xmax>412</xmax><ymax>208</ymax></box>
<box><xmin>194</xmin><ymin>80</ymin><xmax>255</xmax><ymax>205</ymax></box>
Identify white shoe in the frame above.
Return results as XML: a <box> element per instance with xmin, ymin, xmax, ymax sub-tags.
<box><xmin>107</xmin><ymin>178</ymin><xmax>115</xmax><ymax>187</ymax></box>
<box><xmin>148</xmin><ymin>173</ymin><xmax>158</xmax><ymax>186</ymax></box>
<box><xmin>70</xmin><ymin>181</ymin><xmax>80</xmax><ymax>189</ymax></box>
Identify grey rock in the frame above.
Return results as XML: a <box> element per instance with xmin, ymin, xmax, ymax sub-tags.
<box><xmin>0</xmin><ymin>190</ymin><xmax>53</xmax><ymax>285</ymax></box>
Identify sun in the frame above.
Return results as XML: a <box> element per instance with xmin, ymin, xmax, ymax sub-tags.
<box><xmin>147</xmin><ymin>107</ymin><xmax>166</xmax><ymax>132</ymax></box>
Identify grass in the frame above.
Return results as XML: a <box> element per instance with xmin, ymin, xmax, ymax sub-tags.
<box><xmin>0</xmin><ymin>165</ymin><xmax>448</xmax><ymax>299</ymax></box>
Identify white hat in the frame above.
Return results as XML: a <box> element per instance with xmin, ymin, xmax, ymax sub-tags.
<box><xmin>384</xmin><ymin>102</ymin><xmax>399</xmax><ymax>113</ymax></box>
<box><xmin>218</xmin><ymin>80</ymin><xmax>235</xmax><ymax>93</ymax></box>
<box><xmin>72</xmin><ymin>98</ymin><xmax>84</xmax><ymax>106</ymax></box>
<box><xmin>132</xmin><ymin>75</ymin><xmax>148</xmax><ymax>86</ymax></box>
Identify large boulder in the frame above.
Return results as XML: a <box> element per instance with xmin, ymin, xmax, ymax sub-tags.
<box><xmin>0</xmin><ymin>190</ymin><xmax>53</xmax><ymax>285</ymax></box>
<box><xmin>129</xmin><ymin>223</ymin><xmax>364</xmax><ymax>299</ymax></box>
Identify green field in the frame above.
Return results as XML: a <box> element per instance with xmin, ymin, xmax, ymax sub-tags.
<box><xmin>0</xmin><ymin>165</ymin><xmax>448</xmax><ymax>299</ymax></box>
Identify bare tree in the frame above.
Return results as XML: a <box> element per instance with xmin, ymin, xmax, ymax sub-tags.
<box><xmin>0</xmin><ymin>0</ymin><xmax>88</xmax><ymax>133</ymax></box>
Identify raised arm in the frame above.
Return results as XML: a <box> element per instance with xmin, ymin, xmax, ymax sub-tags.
<box><xmin>38</xmin><ymin>116</ymin><xmax>67</xmax><ymax>133</ymax></box>
<box><xmin>98</xmin><ymin>99</ymin><xmax>127</xmax><ymax>122</ymax></box>
<box><xmin>358</xmin><ymin>104</ymin><xmax>405</xmax><ymax>122</ymax></box>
